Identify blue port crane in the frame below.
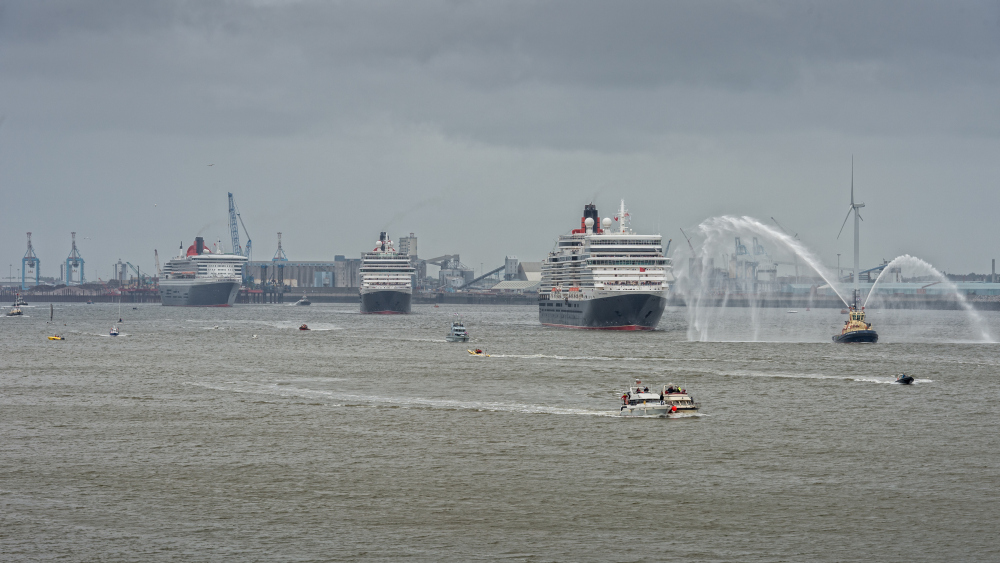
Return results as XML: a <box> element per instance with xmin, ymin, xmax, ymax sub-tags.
<box><xmin>22</xmin><ymin>232</ymin><xmax>40</xmax><ymax>290</ymax></box>
<box><xmin>65</xmin><ymin>232</ymin><xmax>86</xmax><ymax>285</ymax></box>
<box><xmin>228</xmin><ymin>192</ymin><xmax>254</xmax><ymax>284</ymax></box>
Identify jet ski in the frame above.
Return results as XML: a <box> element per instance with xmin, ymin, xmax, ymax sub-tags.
<box><xmin>468</xmin><ymin>349</ymin><xmax>490</xmax><ymax>357</ymax></box>
<box><xmin>895</xmin><ymin>373</ymin><xmax>914</xmax><ymax>385</ymax></box>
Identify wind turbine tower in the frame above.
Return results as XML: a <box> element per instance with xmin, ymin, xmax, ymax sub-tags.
<box><xmin>837</xmin><ymin>159</ymin><xmax>865</xmax><ymax>307</ymax></box>
<box><xmin>65</xmin><ymin>232</ymin><xmax>86</xmax><ymax>285</ymax></box>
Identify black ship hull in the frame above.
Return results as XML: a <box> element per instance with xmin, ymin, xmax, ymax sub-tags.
<box><xmin>539</xmin><ymin>293</ymin><xmax>666</xmax><ymax>330</ymax></box>
<box><xmin>832</xmin><ymin>330</ymin><xmax>879</xmax><ymax>343</ymax></box>
<box><xmin>360</xmin><ymin>290</ymin><xmax>411</xmax><ymax>314</ymax></box>
<box><xmin>160</xmin><ymin>281</ymin><xmax>241</xmax><ymax>307</ymax></box>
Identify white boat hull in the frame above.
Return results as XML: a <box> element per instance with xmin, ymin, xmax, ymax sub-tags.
<box><xmin>619</xmin><ymin>404</ymin><xmax>698</xmax><ymax>417</ymax></box>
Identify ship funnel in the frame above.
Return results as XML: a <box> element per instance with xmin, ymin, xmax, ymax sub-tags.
<box><xmin>195</xmin><ymin>237</ymin><xmax>205</xmax><ymax>255</ymax></box>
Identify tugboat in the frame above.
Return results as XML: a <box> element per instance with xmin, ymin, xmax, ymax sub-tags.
<box><xmin>895</xmin><ymin>373</ymin><xmax>914</xmax><ymax>385</ymax></box>
<box><xmin>294</xmin><ymin>295</ymin><xmax>311</xmax><ymax>306</ymax></box>
<box><xmin>620</xmin><ymin>380</ymin><xmax>698</xmax><ymax>417</ymax></box>
<box><xmin>6</xmin><ymin>306</ymin><xmax>23</xmax><ymax>316</ymax></box>
<box><xmin>832</xmin><ymin>306</ymin><xmax>878</xmax><ymax>343</ymax></box>
<box><xmin>446</xmin><ymin>321</ymin><xmax>469</xmax><ymax>342</ymax></box>
<box><xmin>12</xmin><ymin>292</ymin><xmax>28</xmax><ymax>307</ymax></box>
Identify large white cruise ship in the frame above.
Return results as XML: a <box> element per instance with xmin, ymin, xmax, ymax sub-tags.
<box><xmin>159</xmin><ymin>237</ymin><xmax>247</xmax><ymax>306</ymax></box>
<box><xmin>539</xmin><ymin>201</ymin><xmax>671</xmax><ymax>330</ymax></box>
<box><xmin>359</xmin><ymin>232</ymin><xmax>415</xmax><ymax>314</ymax></box>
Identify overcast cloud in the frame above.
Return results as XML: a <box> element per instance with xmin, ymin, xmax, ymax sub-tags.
<box><xmin>2</xmin><ymin>0</ymin><xmax>998</xmax><ymax>281</ymax></box>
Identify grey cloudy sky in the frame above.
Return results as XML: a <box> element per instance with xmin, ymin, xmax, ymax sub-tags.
<box><xmin>2</xmin><ymin>0</ymin><xmax>998</xmax><ymax>281</ymax></box>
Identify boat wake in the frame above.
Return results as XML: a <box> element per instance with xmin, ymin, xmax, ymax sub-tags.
<box><xmin>726</xmin><ymin>369</ymin><xmax>931</xmax><ymax>384</ymax></box>
<box><xmin>184</xmin><ymin>381</ymin><xmax>618</xmax><ymax>417</ymax></box>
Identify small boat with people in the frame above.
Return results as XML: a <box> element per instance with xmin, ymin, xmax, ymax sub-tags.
<box><xmin>48</xmin><ymin>335</ymin><xmax>65</xmax><ymax>340</ymax></box>
<box><xmin>468</xmin><ymin>348</ymin><xmax>490</xmax><ymax>357</ymax></box>
<box><xmin>620</xmin><ymin>380</ymin><xmax>698</xmax><ymax>417</ymax></box>
<box><xmin>295</xmin><ymin>295</ymin><xmax>311</xmax><ymax>306</ymax></box>
<box><xmin>110</xmin><ymin>325</ymin><xmax>119</xmax><ymax>336</ymax></box>
<box><xmin>446</xmin><ymin>321</ymin><xmax>469</xmax><ymax>342</ymax></box>
<box><xmin>895</xmin><ymin>373</ymin><xmax>914</xmax><ymax>385</ymax></box>
<box><xmin>299</xmin><ymin>323</ymin><xmax>310</xmax><ymax>331</ymax></box>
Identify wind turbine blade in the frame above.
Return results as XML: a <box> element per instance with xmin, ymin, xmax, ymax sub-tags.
<box><xmin>857</xmin><ymin>211</ymin><xmax>863</xmax><ymax>222</ymax></box>
<box><xmin>850</xmin><ymin>156</ymin><xmax>855</xmax><ymax>206</ymax></box>
<box><xmin>837</xmin><ymin>208</ymin><xmax>852</xmax><ymax>239</ymax></box>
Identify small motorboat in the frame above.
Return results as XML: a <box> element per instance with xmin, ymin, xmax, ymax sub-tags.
<box><xmin>468</xmin><ymin>348</ymin><xmax>490</xmax><ymax>357</ymax></box>
<box><xmin>446</xmin><ymin>321</ymin><xmax>469</xmax><ymax>342</ymax></box>
<box><xmin>48</xmin><ymin>335</ymin><xmax>65</xmax><ymax>341</ymax></box>
<box><xmin>620</xmin><ymin>380</ymin><xmax>698</xmax><ymax>417</ymax></box>
<box><xmin>110</xmin><ymin>325</ymin><xmax>119</xmax><ymax>336</ymax></box>
<box><xmin>895</xmin><ymin>373</ymin><xmax>915</xmax><ymax>385</ymax></box>
<box><xmin>295</xmin><ymin>295</ymin><xmax>311</xmax><ymax>306</ymax></box>
<box><xmin>299</xmin><ymin>323</ymin><xmax>310</xmax><ymax>331</ymax></box>
<box><xmin>86</xmin><ymin>300</ymin><xmax>94</xmax><ymax>304</ymax></box>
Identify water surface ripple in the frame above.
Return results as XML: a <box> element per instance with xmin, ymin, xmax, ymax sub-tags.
<box><xmin>2</xmin><ymin>304</ymin><xmax>998</xmax><ymax>561</ymax></box>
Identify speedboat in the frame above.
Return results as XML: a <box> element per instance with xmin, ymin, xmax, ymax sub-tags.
<box><xmin>110</xmin><ymin>325</ymin><xmax>119</xmax><ymax>336</ymax></box>
<box><xmin>299</xmin><ymin>323</ymin><xmax>310</xmax><ymax>331</ymax></box>
<box><xmin>446</xmin><ymin>321</ymin><xmax>469</xmax><ymax>342</ymax></box>
<box><xmin>620</xmin><ymin>380</ymin><xmax>698</xmax><ymax>417</ymax></box>
<box><xmin>832</xmin><ymin>306</ymin><xmax>878</xmax><ymax>343</ymax></box>
<box><xmin>295</xmin><ymin>295</ymin><xmax>311</xmax><ymax>306</ymax></box>
<box><xmin>7</xmin><ymin>306</ymin><xmax>23</xmax><ymax>316</ymax></box>
<box><xmin>895</xmin><ymin>373</ymin><xmax>914</xmax><ymax>385</ymax></box>
<box><xmin>468</xmin><ymin>348</ymin><xmax>490</xmax><ymax>357</ymax></box>
<box><xmin>48</xmin><ymin>335</ymin><xmax>65</xmax><ymax>340</ymax></box>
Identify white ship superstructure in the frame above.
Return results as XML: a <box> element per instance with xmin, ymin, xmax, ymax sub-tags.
<box><xmin>159</xmin><ymin>237</ymin><xmax>247</xmax><ymax>306</ymax></box>
<box><xmin>360</xmin><ymin>232</ymin><xmax>415</xmax><ymax>314</ymax></box>
<box><xmin>539</xmin><ymin>201</ymin><xmax>671</xmax><ymax>329</ymax></box>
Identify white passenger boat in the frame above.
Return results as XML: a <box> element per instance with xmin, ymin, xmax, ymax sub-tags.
<box><xmin>620</xmin><ymin>381</ymin><xmax>698</xmax><ymax>417</ymax></box>
<box><xmin>446</xmin><ymin>321</ymin><xmax>469</xmax><ymax>342</ymax></box>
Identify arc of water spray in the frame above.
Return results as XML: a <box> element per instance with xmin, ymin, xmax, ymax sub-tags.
<box><xmin>865</xmin><ymin>254</ymin><xmax>994</xmax><ymax>342</ymax></box>
<box><xmin>675</xmin><ymin>216</ymin><xmax>851</xmax><ymax>341</ymax></box>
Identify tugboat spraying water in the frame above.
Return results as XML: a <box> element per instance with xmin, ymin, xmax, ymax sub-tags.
<box><xmin>833</xmin><ymin>159</ymin><xmax>878</xmax><ymax>344</ymax></box>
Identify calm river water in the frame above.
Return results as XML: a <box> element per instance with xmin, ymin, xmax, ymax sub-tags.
<box><xmin>2</xmin><ymin>303</ymin><xmax>998</xmax><ymax>561</ymax></box>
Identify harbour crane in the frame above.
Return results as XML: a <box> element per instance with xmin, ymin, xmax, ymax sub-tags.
<box><xmin>154</xmin><ymin>249</ymin><xmax>161</xmax><ymax>277</ymax></box>
<box><xmin>228</xmin><ymin>192</ymin><xmax>253</xmax><ymax>284</ymax></box>
<box><xmin>770</xmin><ymin>216</ymin><xmax>801</xmax><ymax>282</ymax></box>
<box><xmin>65</xmin><ymin>232</ymin><xmax>85</xmax><ymax>285</ymax></box>
<box><xmin>22</xmin><ymin>232</ymin><xmax>40</xmax><ymax>290</ymax></box>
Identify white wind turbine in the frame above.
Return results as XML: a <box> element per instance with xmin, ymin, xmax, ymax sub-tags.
<box><xmin>837</xmin><ymin>158</ymin><xmax>865</xmax><ymax>308</ymax></box>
